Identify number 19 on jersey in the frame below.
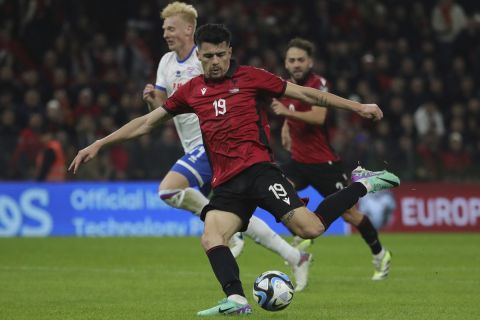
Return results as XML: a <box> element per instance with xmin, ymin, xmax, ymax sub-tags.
<box><xmin>213</xmin><ymin>99</ymin><xmax>227</xmax><ymax>116</ymax></box>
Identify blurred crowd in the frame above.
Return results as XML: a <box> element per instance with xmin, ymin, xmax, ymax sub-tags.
<box><xmin>1</xmin><ymin>0</ymin><xmax>479</xmax><ymax>182</ymax></box>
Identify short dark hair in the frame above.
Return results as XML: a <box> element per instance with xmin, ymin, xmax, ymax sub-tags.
<box><xmin>194</xmin><ymin>23</ymin><xmax>231</xmax><ymax>47</ymax></box>
<box><xmin>286</xmin><ymin>38</ymin><xmax>315</xmax><ymax>57</ymax></box>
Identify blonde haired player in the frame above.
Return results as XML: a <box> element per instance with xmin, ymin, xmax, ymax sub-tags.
<box><xmin>142</xmin><ymin>2</ymin><xmax>312</xmax><ymax>291</ymax></box>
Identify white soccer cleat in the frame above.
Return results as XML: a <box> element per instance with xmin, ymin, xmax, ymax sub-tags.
<box><xmin>372</xmin><ymin>250</ymin><xmax>392</xmax><ymax>280</ymax></box>
<box><xmin>228</xmin><ymin>232</ymin><xmax>245</xmax><ymax>258</ymax></box>
<box><xmin>291</xmin><ymin>252</ymin><xmax>313</xmax><ymax>292</ymax></box>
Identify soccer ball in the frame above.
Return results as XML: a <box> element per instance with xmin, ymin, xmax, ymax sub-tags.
<box><xmin>252</xmin><ymin>270</ymin><xmax>294</xmax><ymax>311</ymax></box>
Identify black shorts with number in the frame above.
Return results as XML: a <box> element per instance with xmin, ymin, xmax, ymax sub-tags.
<box><xmin>281</xmin><ymin>160</ymin><xmax>349</xmax><ymax>196</ymax></box>
<box><xmin>200</xmin><ymin>162</ymin><xmax>304</xmax><ymax>231</ymax></box>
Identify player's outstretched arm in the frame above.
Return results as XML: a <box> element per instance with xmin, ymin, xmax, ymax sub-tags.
<box><xmin>271</xmin><ymin>98</ymin><xmax>327</xmax><ymax>125</ymax></box>
<box><xmin>68</xmin><ymin>107</ymin><xmax>172</xmax><ymax>174</ymax></box>
<box><xmin>283</xmin><ymin>82</ymin><xmax>383</xmax><ymax>121</ymax></box>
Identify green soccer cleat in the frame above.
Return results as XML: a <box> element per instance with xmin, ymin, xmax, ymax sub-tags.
<box><xmin>372</xmin><ymin>250</ymin><xmax>392</xmax><ymax>280</ymax></box>
<box><xmin>197</xmin><ymin>298</ymin><xmax>252</xmax><ymax>316</ymax></box>
<box><xmin>351</xmin><ymin>166</ymin><xmax>400</xmax><ymax>193</ymax></box>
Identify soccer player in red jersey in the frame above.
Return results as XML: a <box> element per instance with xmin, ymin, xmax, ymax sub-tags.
<box><xmin>272</xmin><ymin>38</ymin><xmax>392</xmax><ymax>281</ymax></box>
<box><xmin>69</xmin><ymin>24</ymin><xmax>400</xmax><ymax>316</ymax></box>
<box><xmin>142</xmin><ymin>2</ymin><xmax>314</xmax><ymax>290</ymax></box>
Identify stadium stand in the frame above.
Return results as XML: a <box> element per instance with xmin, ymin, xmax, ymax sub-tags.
<box><xmin>0</xmin><ymin>0</ymin><xmax>479</xmax><ymax>181</ymax></box>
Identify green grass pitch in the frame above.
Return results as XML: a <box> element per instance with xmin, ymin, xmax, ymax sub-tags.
<box><xmin>1</xmin><ymin>234</ymin><xmax>479</xmax><ymax>319</ymax></box>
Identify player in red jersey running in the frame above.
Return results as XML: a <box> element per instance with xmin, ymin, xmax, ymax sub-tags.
<box><xmin>272</xmin><ymin>38</ymin><xmax>392</xmax><ymax>281</ymax></box>
<box><xmin>69</xmin><ymin>24</ymin><xmax>399</xmax><ymax>316</ymax></box>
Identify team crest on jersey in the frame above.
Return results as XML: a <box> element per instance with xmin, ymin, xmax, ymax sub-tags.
<box><xmin>201</xmin><ymin>87</ymin><xmax>207</xmax><ymax>95</ymax></box>
<box><xmin>288</xmin><ymin>104</ymin><xmax>295</xmax><ymax>111</ymax></box>
<box><xmin>175</xmin><ymin>70</ymin><xmax>181</xmax><ymax>77</ymax></box>
<box><xmin>229</xmin><ymin>88</ymin><xmax>240</xmax><ymax>94</ymax></box>
<box><xmin>186</xmin><ymin>67</ymin><xmax>195</xmax><ymax>77</ymax></box>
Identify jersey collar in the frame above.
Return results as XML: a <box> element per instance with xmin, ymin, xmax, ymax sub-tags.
<box><xmin>225</xmin><ymin>59</ymin><xmax>238</xmax><ymax>78</ymax></box>
<box><xmin>176</xmin><ymin>45</ymin><xmax>197</xmax><ymax>63</ymax></box>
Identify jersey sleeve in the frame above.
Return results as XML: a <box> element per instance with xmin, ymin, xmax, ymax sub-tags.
<box><xmin>155</xmin><ymin>55</ymin><xmax>168</xmax><ymax>92</ymax></box>
<box><xmin>162</xmin><ymin>81</ymin><xmax>194</xmax><ymax>115</ymax></box>
<box><xmin>249</xmin><ymin>67</ymin><xmax>287</xmax><ymax>97</ymax></box>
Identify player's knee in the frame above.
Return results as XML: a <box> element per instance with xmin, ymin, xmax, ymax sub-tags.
<box><xmin>200</xmin><ymin>231</ymin><xmax>224</xmax><ymax>251</ymax></box>
<box><xmin>158</xmin><ymin>188</ymin><xmax>184</xmax><ymax>208</ymax></box>
<box><xmin>200</xmin><ymin>233</ymin><xmax>211</xmax><ymax>250</ymax></box>
<box><xmin>295</xmin><ymin>222</ymin><xmax>324</xmax><ymax>239</ymax></box>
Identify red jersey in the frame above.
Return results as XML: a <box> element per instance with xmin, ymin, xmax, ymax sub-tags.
<box><xmin>279</xmin><ymin>73</ymin><xmax>339</xmax><ymax>164</ymax></box>
<box><xmin>163</xmin><ymin>62</ymin><xmax>286</xmax><ymax>188</ymax></box>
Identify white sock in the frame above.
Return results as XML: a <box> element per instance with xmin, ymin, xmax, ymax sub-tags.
<box><xmin>178</xmin><ymin>187</ymin><xmax>209</xmax><ymax>215</ymax></box>
<box><xmin>228</xmin><ymin>294</ymin><xmax>248</xmax><ymax>304</ymax></box>
<box><xmin>245</xmin><ymin>216</ymin><xmax>301</xmax><ymax>265</ymax></box>
<box><xmin>373</xmin><ymin>248</ymin><xmax>385</xmax><ymax>260</ymax></box>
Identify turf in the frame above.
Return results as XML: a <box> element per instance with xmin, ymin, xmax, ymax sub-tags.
<box><xmin>1</xmin><ymin>234</ymin><xmax>479</xmax><ymax>320</ymax></box>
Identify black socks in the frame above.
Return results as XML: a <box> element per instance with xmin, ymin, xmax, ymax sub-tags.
<box><xmin>314</xmin><ymin>182</ymin><xmax>367</xmax><ymax>230</ymax></box>
<box><xmin>206</xmin><ymin>245</ymin><xmax>245</xmax><ymax>297</ymax></box>
<box><xmin>357</xmin><ymin>215</ymin><xmax>382</xmax><ymax>254</ymax></box>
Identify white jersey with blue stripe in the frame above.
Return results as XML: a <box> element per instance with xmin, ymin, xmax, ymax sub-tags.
<box><xmin>155</xmin><ymin>46</ymin><xmax>203</xmax><ymax>153</ymax></box>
